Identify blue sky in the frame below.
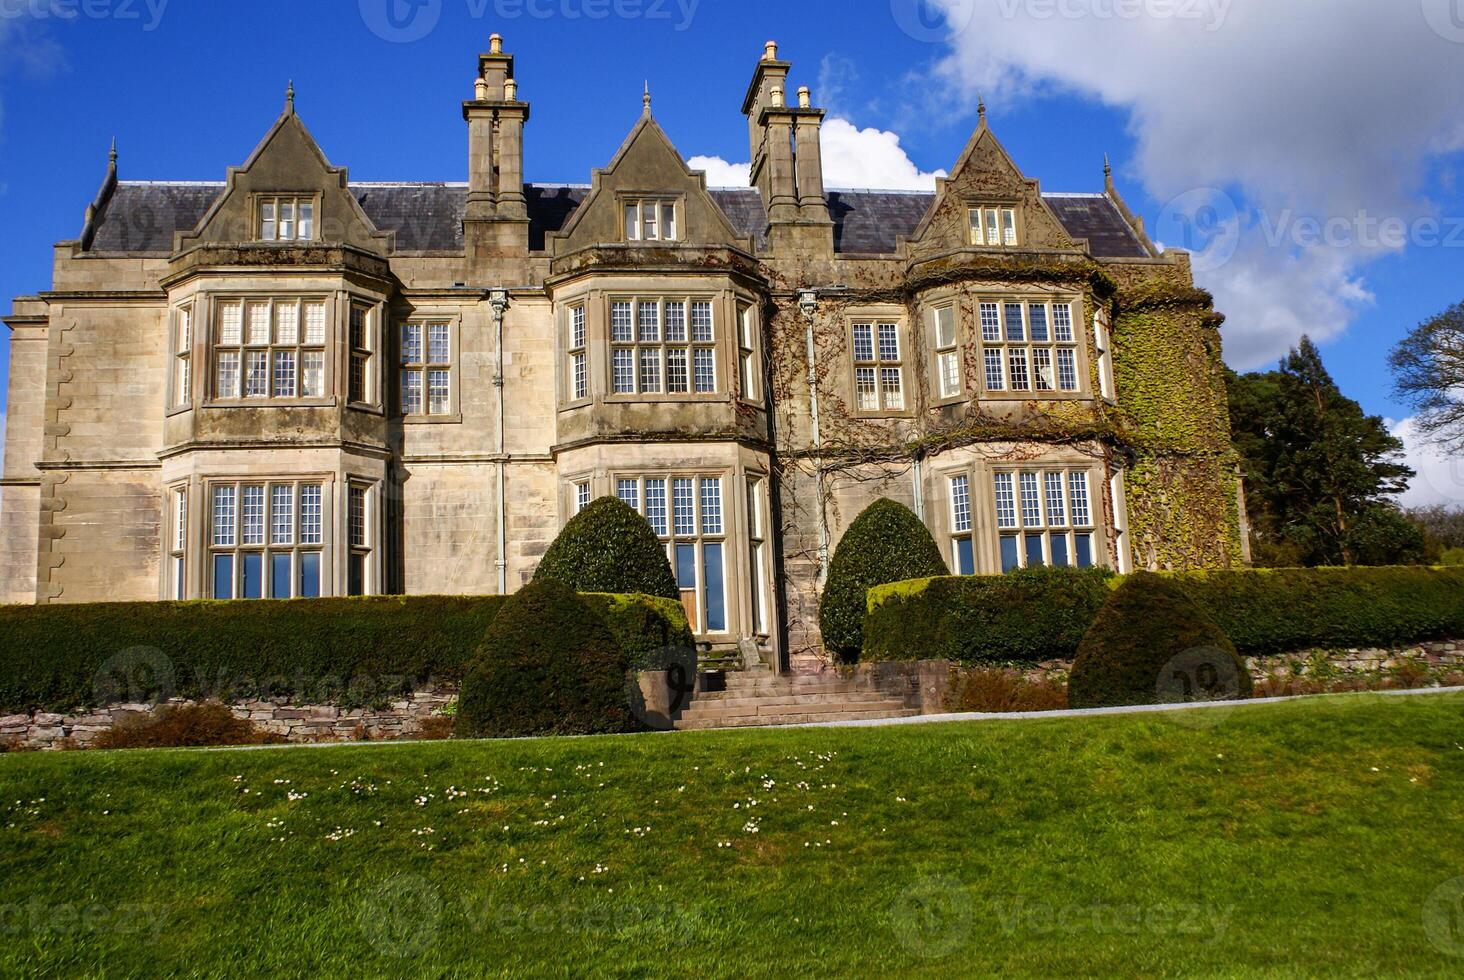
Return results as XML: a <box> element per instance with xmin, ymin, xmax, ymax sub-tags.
<box><xmin>2</xmin><ymin>0</ymin><xmax>1462</xmax><ymax>502</ymax></box>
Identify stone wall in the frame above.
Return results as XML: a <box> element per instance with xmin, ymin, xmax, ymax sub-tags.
<box><xmin>1</xmin><ymin>688</ymin><xmax>459</xmax><ymax>752</ymax></box>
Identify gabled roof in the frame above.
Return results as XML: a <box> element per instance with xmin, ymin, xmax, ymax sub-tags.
<box><xmin>81</xmin><ymin>182</ymin><xmax>1150</xmax><ymax>259</ymax></box>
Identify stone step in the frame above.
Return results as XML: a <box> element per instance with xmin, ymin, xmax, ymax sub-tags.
<box><xmin>676</xmin><ymin>708</ymin><xmax>919</xmax><ymax>731</ymax></box>
<box><xmin>718</xmin><ymin>678</ymin><xmax>867</xmax><ymax>695</ymax></box>
<box><xmin>690</xmin><ymin>691</ymin><xmax>896</xmax><ymax>710</ymax></box>
<box><xmin>677</xmin><ymin>698</ymin><xmax>911</xmax><ymax>723</ymax></box>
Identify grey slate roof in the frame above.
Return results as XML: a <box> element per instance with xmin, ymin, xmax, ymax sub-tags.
<box><xmin>86</xmin><ymin>181</ymin><xmax>1150</xmax><ymax>260</ymax></box>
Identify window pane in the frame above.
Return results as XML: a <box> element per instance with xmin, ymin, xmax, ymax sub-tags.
<box><xmin>984</xmin><ymin>349</ymin><xmax>1005</xmax><ymax>391</ymax></box>
<box><xmin>350</xmin><ymin>306</ymin><xmax>369</xmax><ymax>351</ymax></box>
<box><xmin>625</xmin><ymin>203</ymin><xmax>638</xmax><ymax>240</ymax></box>
<box><xmin>241</xmin><ymin>553</ymin><xmax>263</xmax><ymax>600</ymax></box>
<box><xmin>666</xmin><ymin>349</ymin><xmax>689</xmax><ymax>393</ymax></box>
<box><xmin>302</xmin><ymin>351</ymin><xmax>325</xmax><ymax>398</ymax></box>
<box><xmin>1008</xmin><ymin>349</ymin><xmax>1030</xmax><ymax>390</ymax></box>
<box><xmin>693</xmin><ymin>349</ymin><xmax>716</xmax><ymax>393</ymax></box>
<box><xmin>401</xmin><ymin>370</ymin><xmax>423</xmax><ymax>415</ymax></box>
<box><xmin>246</xmin><ymin>303</ymin><xmax>270</xmax><ymax>346</ymax></box>
<box><xmin>1029</xmin><ymin>304</ymin><xmax>1049</xmax><ymax>343</ymax></box>
<box><xmin>986</xmin><ymin>209</ymin><xmax>1000</xmax><ymax>245</ymax></box>
<box><xmin>428</xmin><ymin>370</ymin><xmax>451</xmax><ymax>414</ymax></box>
<box><xmin>675</xmin><ymin>542</ymin><xmax>697</xmax><ymax>590</ymax></box>
<box><xmin>1020</xmin><ymin>472</ymin><xmax>1043</xmax><ymax>527</ymax></box>
<box><xmin>940</xmin><ymin>352</ymin><xmax>960</xmax><ymax>397</ymax></box>
<box><xmin>1051</xmin><ymin>535</ymin><xmax>1071</xmax><ymax>568</ymax></box>
<box><xmin>279</xmin><ymin>201</ymin><xmax>295</xmax><ymax>240</ymax></box>
<box><xmin>877</xmin><ymin>324</ymin><xmax>900</xmax><ymax>362</ymax></box>
<box><xmin>216</xmin><ymin>352</ymin><xmax>240</xmax><ymax>399</ymax></box>
<box><xmin>174</xmin><ymin>556</ymin><xmax>186</xmax><ymax>601</ymax></box>
<box><xmin>350</xmin><ymin>354</ymin><xmax>367</xmax><ymax>403</ymax></box>
<box><xmin>852</xmin><ymin>325</ymin><xmax>874</xmax><ymax>363</ymax></box>
<box><xmin>935</xmin><ymin>307</ymin><xmax>956</xmax><ymax>348</ymax></box>
<box><xmin>271</xmin><ymin>485</ymin><xmax>294</xmax><ymax>545</ymax></box>
<box><xmin>661</xmin><ymin>204</ymin><xmax>676</xmax><ymax>241</ymax></box>
<box><xmin>640</xmin><ymin>349</ymin><xmax>662</xmax><ymax>393</ymax></box>
<box><xmin>1000</xmin><ymin>536</ymin><xmax>1020</xmax><ymax>574</ymax></box>
<box><xmin>572</xmin><ymin>353</ymin><xmax>588</xmax><ymax>400</ymax></box>
<box><xmin>612</xmin><ymin>349</ymin><xmax>635</xmax><ymax>393</ymax></box>
<box><xmin>299</xmin><ymin>552</ymin><xmax>321</xmax><ymax>598</ymax></box>
<box><xmin>691</xmin><ymin>302</ymin><xmax>713</xmax><ymax>342</ymax></box>
<box><xmin>271</xmin><ymin>554</ymin><xmax>293</xmax><ymax>599</ymax></box>
<box><xmin>643</xmin><ymin>208</ymin><xmax>658</xmax><ymax>241</ymax></box>
<box><xmin>212</xmin><ymin>554</ymin><xmax>234</xmax><ymax>600</ymax></box>
<box><xmin>348</xmin><ymin>553</ymin><xmax>366</xmax><ymax>597</ymax></box>
<box><xmin>298</xmin><ymin>202</ymin><xmax>314</xmax><ymax>239</ymax></box>
<box><xmin>300</xmin><ymin>485</ymin><xmax>323</xmax><ymax>544</ymax></box>
<box><xmin>617</xmin><ymin>479</ymin><xmax>640</xmax><ymax>510</ymax></box>
<box><xmin>1002</xmin><ymin>209</ymin><xmax>1017</xmax><ymax>246</ymax></box>
<box><xmin>951</xmin><ymin>475</ymin><xmax>972</xmax><ymax>532</ymax></box>
<box><xmin>855</xmin><ymin>367</ymin><xmax>878</xmax><ymax>411</ymax></box>
<box><xmin>571</xmin><ymin>306</ymin><xmax>586</xmax><ymax>349</ymax></box>
<box><xmin>1070</xmin><ymin>472</ymin><xmax>1092</xmax><ymax>526</ymax></box>
<box><xmin>638</xmin><ymin>301</ymin><xmax>660</xmax><ymax>343</ymax></box>
<box><xmin>212</xmin><ymin>486</ymin><xmax>237</xmax><ymax>547</ymax></box>
<box><xmin>881</xmin><ymin>368</ymin><xmax>904</xmax><ymax>410</ymax></box>
<box><xmin>645</xmin><ymin>480</ymin><xmax>668</xmax><ymax>536</ymax></box>
<box><xmin>304</xmin><ymin>303</ymin><xmax>327</xmax><ymax>345</ymax></box>
<box><xmin>275</xmin><ymin>302</ymin><xmax>299</xmax><ymax>345</ymax></box>
<box><xmin>274</xmin><ymin>351</ymin><xmax>297</xmax><ymax>398</ymax></box>
<box><xmin>673</xmin><ymin>479</ymin><xmax>695</xmax><ymax>536</ymax></box>
<box><xmin>980</xmin><ymin>303</ymin><xmax>1001</xmax><ymax>342</ymax></box>
<box><xmin>1025</xmin><ymin>534</ymin><xmax>1046</xmax><ymax>568</ymax></box>
<box><xmin>401</xmin><ymin>323</ymin><xmax>423</xmax><ymax>365</ymax></box>
<box><xmin>1033</xmin><ymin>349</ymin><xmax>1054</xmax><ymax>392</ymax></box>
<box><xmin>993</xmin><ymin>473</ymin><xmax>1017</xmax><ymax>529</ymax></box>
<box><xmin>246</xmin><ymin>352</ymin><xmax>270</xmax><ymax>397</ymax></box>
<box><xmin>611</xmin><ymin>302</ymin><xmax>633</xmax><ymax>342</ymax></box>
<box><xmin>969</xmin><ymin>209</ymin><xmax>983</xmax><ymax>245</ymax></box>
<box><xmin>1053</xmin><ymin>304</ymin><xmax>1075</xmax><ymax>342</ymax></box>
<box><xmin>350</xmin><ymin>486</ymin><xmax>368</xmax><ymax>548</ymax></box>
<box><xmin>260</xmin><ymin>202</ymin><xmax>276</xmax><ymax>241</ymax></box>
<box><xmin>1004</xmin><ymin>303</ymin><xmax>1025</xmax><ymax>342</ymax></box>
<box><xmin>242</xmin><ymin>486</ymin><xmax>265</xmax><ymax>546</ymax></box>
<box><xmin>1045</xmin><ymin>472</ymin><xmax>1068</xmax><ymax>527</ymax></box>
<box><xmin>1057</xmin><ymin>349</ymin><xmax>1079</xmax><ymax>391</ymax></box>
<box><xmin>665</xmin><ymin>301</ymin><xmax>687</xmax><ymax>342</ymax></box>
<box><xmin>1075</xmin><ymin>533</ymin><xmax>1094</xmax><ymax>568</ymax></box>
<box><xmin>956</xmin><ymin>537</ymin><xmax>975</xmax><ymax>576</ymax></box>
<box><xmin>700</xmin><ymin>478</ymin><xmax>723</xmax><ymax>535</ymax></box>
<box><xmin>703</xmin><ymin>542</ymin><xmax>727</xmax><ymax>633</ymax></box>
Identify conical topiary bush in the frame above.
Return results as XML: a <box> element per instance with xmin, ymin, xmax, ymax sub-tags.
<box><xmin>455</xmin><ymin>578</ymin><xmax>634</xmax><ymax>738</ymax></box>
<box><xmin>533</xmin><ymin>496</ymin><xmax>678</xmax><ymax>600</ymax></box>
<box><xmin>1068</xmin><ymin>572</ymin><xmax>1253</xmax><ymax>710</ymax></box>
<box><xmin>818</xmin><ymin>498</ymin><xmax>950</xmax><ymax>659</ymax></box>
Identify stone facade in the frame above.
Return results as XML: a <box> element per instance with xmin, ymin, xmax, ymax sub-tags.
<box><xmin>0</xmin><ymin>37</ymin><xmax>1245</xmax><ymax>666</ymax></box>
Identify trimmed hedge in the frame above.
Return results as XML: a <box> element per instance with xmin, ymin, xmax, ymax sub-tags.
<box><xmin>819</xmin><ymin>499</ymin><xmax>950</xmax><ymax>657</ymax></box>
<box><xmin>1169</xmin><ymin>566</ymin><xmax>1464</xmax><ymax>656</ymax></box>
<box><xmin>582</xmin><ymin>593</ymin><xmax>696</xmax><ymax>671</ymax></box>
<box><xmin>0</xmin><ymin>592</ymin><xmax>686</xmax><ymax>714</ymax></box>
<box><xmin>862</xmin><ymin>567</ymin><xmax>1115</xmax><ymax>665</ymax></box>
<box><xmin>456</xmin><ymin>579</ymin><xmax>634</xmax><ymax>739</ymax></box>
<box><xmin>1069</xmin><ymin>573</ymin><xmax>1251</xmax><ymax>710</ymax></box>
<box><xmin>864</xmin><ymin>565</ymin><xmax>1464</xmax><ymax>665</ymax></box>
<box><xmin>534</xmin><ymin>496</ymin><xmax>679</xmax><ymax>600</ymax></box>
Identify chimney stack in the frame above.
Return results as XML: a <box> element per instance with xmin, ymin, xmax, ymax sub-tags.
<box><xmin>740</xmin><ymin>42</ymin><xmax>832</xmax><ymax>250</ymax></box>
<box><xmin>463</xmin><ymin>37</ymin><xmax>530</xmax><ymax>258</ymax></box>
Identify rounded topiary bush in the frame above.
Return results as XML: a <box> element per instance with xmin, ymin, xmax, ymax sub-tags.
<box><xmin>1068</xmin><ymin>573</ymin><xmax>1253</xmax><ymax>710</ymax></box>
<box><xmin>456</xmin><ymin>578</ymin><xmax>635</xmax><ymax>739</ymax></box>
<box><xmin>533</xmin><ymin>496</ymin><xmax>678</xmax><ymax>600</ymax></box>
<box><xmin>818</xmin><ymin>499</ymin><xmax>950</xmax><ymax>659</ymax></box>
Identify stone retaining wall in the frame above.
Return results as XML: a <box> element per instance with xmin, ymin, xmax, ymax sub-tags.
<box><xmin>1</xmin><ymin>688</ymin><xmax>459</xmax><ymax>751</ymax></box>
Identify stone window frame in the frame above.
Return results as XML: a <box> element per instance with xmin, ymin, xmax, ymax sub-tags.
<box><xmin>745</xmin><ymin>473</ymin><xmax>772</xmax><ymax>638</ymax></box>
<box><xmin>846</xmin><ymin>310</ymin><xmax>911</xmax><ymax>419</ymax></box>
<box><xmin>605</xmin><ymin>294</ymin><xmax>721</xmax><ymax>402</ymax></box>
<box><xmin>966</xmin><ymin>203</ymin><xmax>1022</xmax><ymax>248</ymax></box>
<box><xmin>621</xmin><ymin>195</ymin><xmax>681</xmax><ymax>244</ymax></box>
<box><xmin>565</xmin><ymin>302</ymin><xmax>590</xmax><ymax>405</ymax></box>
<box><xmin>927</xmin><ymin>300</ymin><xmax>963</xmax><ymax>405</ymax></box>
<box><xmin>346</xmin><ymin>480</ymin><xmax>376</xmax><ymax>597</ymax></box>
<box><xmin>736</xmin><ymin>299</ymin><xmax>763</xmax><ymax>406</ymax></box>
<box><xmin>976</xmin><ymin>294</ymin><xmax>1089</xmax><ymax>401</ymax></box>
<box><xmin>202</xmin><ymin>474</ymin><xmax>337</xmax><ymax>601</ymax></box>
<box><xmin>347</xmin><ymin>301</ymin><xmax>379</xmax><ymax>410</ymax></box>
<box><xmin>205</xmin><ymin>293</ymin><xmax>336</xmax><ymax>409</ymax></box>
<box><xmin>397</xmin><ymin>313</ymin><xmax>461</xmax><ymax>423</ymax></box>
<box><xmin>168</xmin><ymin>482</ymin><xmax>189</xmax><ymax>600</ymax></box>
<box><xmin>254</xmin><ymin>192</ymin><xmax>321</xmax><ymax>243</ymax></box>
<box><xmin>170</xmin><ymin>303</ymin><xmax>194</xmax><ymax>410</ymax></box>
<box><xmin>1093</xmin><ymin>306</ymin><xmax>1116</xmax><ymax>403</ymax></box>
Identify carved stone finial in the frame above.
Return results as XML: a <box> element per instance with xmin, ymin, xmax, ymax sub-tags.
<box><xmin>286</xmin><ymin>80</ymin><xmax>295</xmax><ymax>113</ymax></box>
<box><xmin>109</xmin><ymin>137</ymin><xmax>118</xmax><ymax>168</ymax></box>
<box><xmin>977</xmin><ymin>93</ymin><xmax>986</xmax><ymax>120</ymax></box>
<box><xmin>643</xmin><ymin>80</ymin><xmax>651</xmax><ymax>113</ymax></box>
<box><xmin>1104</xmin><ymin>153</ymin><xmax>1113</xmax><ymax>179</ymax></box>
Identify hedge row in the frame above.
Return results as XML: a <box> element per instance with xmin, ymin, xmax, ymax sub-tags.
<box><xmin>0</xmin><ymin>592</ymin><xmax>691</xmax><ymax>714</ymax></box>
<box><xmin>863</xmin><ymin>566</ymin><xmax>1464</xmax><ymax>666</ymax></box>
<box><xmin>862</xmin><ymin>568</ymin><xmax>1115</xmax><ymax>665</ymax></box>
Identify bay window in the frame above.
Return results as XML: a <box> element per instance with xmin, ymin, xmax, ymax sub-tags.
<box><xmin>610</xmin><ymin>298</ymin><xmax>717</xmax><ymax>396</ymax></box>
<box><xmin>979</xmin><ymin>299</ymin><xmax>1081</xmax><ymax>395</ymax></box>
<box><xmin>213</xmin><ymin>297</ymin><xmax>328</xmax><ymax>402</ymax></box>
<box><xmin>994</xmin><ymin>469</ymin><xmax>1096</xmax><ymax>572</ymax></box>
<box><xmin>616</xmin><ymin>473</ymin><xmax>728</xmax><ymax>634</ymax></box>
<box><xmin>209</xmin><ymin>479</ymin><xmax>325</xmax><ymax>600</ymax></box>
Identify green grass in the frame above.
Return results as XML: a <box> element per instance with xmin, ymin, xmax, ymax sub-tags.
<box><xmin>6</xmin><ymin>694</ymin><xmax>1464</xmax><ymax>977</ymax></box>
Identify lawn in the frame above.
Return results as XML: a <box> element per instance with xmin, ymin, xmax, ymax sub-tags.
<box><xmin>5</xmin><ymin>694</ymin><xmax>1464</xmax><ymax>977</ymax></box>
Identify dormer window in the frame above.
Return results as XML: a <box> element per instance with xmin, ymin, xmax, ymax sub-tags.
<box><xmin>625</xmin><ymin>198</ymin><xmax>677</xmax><ymax>242</ymax></box>
<box><xmin>258</xmin><ymin>195</ymin><xmax>316</xmax><ymax>242</ymax></box>
<box><xmin>969</xmin><ymin>207</ymin><xmax>1017</xmax><ymax>247</ymax></box>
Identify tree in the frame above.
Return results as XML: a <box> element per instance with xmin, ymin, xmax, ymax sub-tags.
<box><xmin>533</xmin><ymin>496</ymin><xmax>678</xmax><ymax>600</ymax></box>
<box><xmin>1391</xmin><ymin>301</ymin><xmax>1464</xmax><ymax>453</ymax></box>
<box><xmin>1227</xmin><ymin>337</ymin><xmax>1414</xmax><ymax>566</ymax></box>
<box><xmin>818</xmin><ymin>499</ymin><xmax>950</xmax><ymax>658</ymax></box>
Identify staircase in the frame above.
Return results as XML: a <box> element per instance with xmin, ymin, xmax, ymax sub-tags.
<box><xmin>673</xmin><ymin>672</ymin><xmax>920</xmax><ymax>731</ymax></box>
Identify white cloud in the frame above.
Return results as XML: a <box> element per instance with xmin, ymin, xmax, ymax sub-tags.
<box><xmin>691</xmin><ymin>117</ymin><xmax>945</xmax><ymax>191</ymax></box>
<box><xmin>1391</xmin><ymin>417</ymin><xmax>1464</xmax><ymax>510</ymax></box>
<box><xmin>919</xmin><ymin>0</ymin><xmax>1464</xmax><ymax>368</ymax></box>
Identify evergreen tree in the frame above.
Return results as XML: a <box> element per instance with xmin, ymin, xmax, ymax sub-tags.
<box><xmin>1227</xmin><ymin>337</ymin><xmax>1414</xmax><ymax>566</ymax></box>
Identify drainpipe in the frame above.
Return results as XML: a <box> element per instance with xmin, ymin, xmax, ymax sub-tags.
<box><xmin>489</xmin><ymin>289</ymin><xmax>510</xmax><ymax>595</ymax></box>
<box><xmin>911</xmin><ymin>455</ymin><xmax>925</xmax><ymax>521</ymax></box>
<box><xmin>798</xmin><ymin>289</ymin><xmax>830</xmax><ymax>583</ymax></box>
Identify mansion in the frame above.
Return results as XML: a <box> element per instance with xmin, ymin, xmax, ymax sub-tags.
<box><xmin>0</xmin><ymin>38</ymin><xmax>1246</xmax><ymax>664</ymax></box>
